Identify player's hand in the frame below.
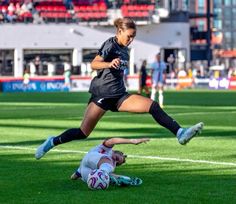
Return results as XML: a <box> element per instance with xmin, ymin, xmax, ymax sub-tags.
<box><xmin>109</xmin><ymin>58</ymin><xmax>120</xmax><ymax>69</ymax></box>
<box><xmin>130</xmin><ymin>138</ymin><xmax>150</xmax><ymax>145</ymax></box>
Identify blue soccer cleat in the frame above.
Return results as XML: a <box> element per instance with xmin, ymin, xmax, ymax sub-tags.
<box><xmin>109</xmin><ymin>175</ymin><xmax>119</xmax><ymax>186</ymax></box>
<box><xmin>178</xmin><ymin>122</ymin><xmax>204</xmax><ymax>145</ymax></box>
<box><xmin>110</xmin><ymin>175</ymin><xmax>142</xmax><ymax>186</ymax></box>
<box><xmin>35</xmin><ymin>136</ymin><xmax>54</xmax><ymax>160</ymax></box>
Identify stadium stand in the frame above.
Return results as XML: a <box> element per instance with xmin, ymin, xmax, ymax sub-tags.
<box><xmin>0</xmin><ymin>0</ymin><xmax>156</xmax><ymax>24</ymax></box>
<box><xmin>35</xmin><ymin>1</ymin><xmax>72</xmax><ymax>23</ymax></box>
<box><xmin>121</xmin><ymin>4</ymin><xmax>155</xmax><ymax>20</ymax></box>
<box><xmin>0</xmin><ymin>0</ymin><xmax>33</xmax><ymax>23</ymax></box>
<box><xmin>73</xmin><ymin>3</ymin><xmax>107</xmax><ymax>22</ymax></box>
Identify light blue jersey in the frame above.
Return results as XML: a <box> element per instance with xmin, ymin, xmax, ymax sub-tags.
<box><xmin>77</xmin><ymin>144</ymin><xmax>114</xmax><ymax>182</ymax></box>
<box><xmin>151</xmin><ymin>61</ymin><xmax>166</xmax><ymax>85</ymax></box>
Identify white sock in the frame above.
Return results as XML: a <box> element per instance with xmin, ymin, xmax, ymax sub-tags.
<box><xmin>151</xmin><ymin>88</ymin><xmax>156</xmax><ymax>100</ymax></box>
<box><xmin>158</xmin><ymin>90</ymin><xmax>163</xmax><ymax>107</ymax></box>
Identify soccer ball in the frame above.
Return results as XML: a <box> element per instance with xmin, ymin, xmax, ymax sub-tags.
<box><xmin>87</xmin><ymin>169</ymin><xmax>110</xmax><ymax>190</ymax></box>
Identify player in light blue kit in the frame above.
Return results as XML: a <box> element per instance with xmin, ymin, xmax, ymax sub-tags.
<box><xmin>71</xmin><ymin>137</ymin><xmax>150</xmax><ymax>186</ymax></box>
<box><xmin>150</xmin><ymin>53</ymin><xmax>167</xmax><ymax>108</ymax></box>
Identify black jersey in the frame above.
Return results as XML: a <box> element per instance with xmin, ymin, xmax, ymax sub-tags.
<box><xmin>89</xmin><ymin>37</ymin><xmax>129</xmax><ymax>97</ymax></box>
<box><xmin>140</xmin><ymin>65</ymin><xmax>147</xmax><ymax>86</ymax></box>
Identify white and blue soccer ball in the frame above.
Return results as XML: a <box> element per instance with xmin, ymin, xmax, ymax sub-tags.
<box><xmin>87</xmin><ymin>169</ymin><xmax>110</xmax><ymax>190</ymax></box>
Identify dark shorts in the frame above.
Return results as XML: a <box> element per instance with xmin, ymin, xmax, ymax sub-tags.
<box><xmin>141</xmin><ymin>78</ymin><xmax>147</xmax><ymax>87</ymax></box>
<box><xmin>88</xmin><ymin>93</ymin><xmax>131</xmax><ymax>112</ymax></box>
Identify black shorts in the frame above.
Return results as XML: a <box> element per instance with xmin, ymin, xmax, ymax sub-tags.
<box><xmin>141</xmin><ymin>78</ymin><xmax>147</xmax><ymax>87</ymax></box>
<box><xmin>88</xmin><ymin>93</ymin><xmax>131</xmax><ymax>112</ymax></box>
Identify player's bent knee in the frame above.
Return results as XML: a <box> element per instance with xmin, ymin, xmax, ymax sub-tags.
<box><xmin>77</xmin><ymin>128</ymin><xmax>88</xmax><ymax>139</ymax></box>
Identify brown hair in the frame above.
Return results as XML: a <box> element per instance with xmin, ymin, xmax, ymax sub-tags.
<box><xmin>113</xmin><ymin>150</ymin><xmax>126</xmax><ymax>157</ymax></box>
<box><xmin>114</xmin><ymin>150</ymin><xmax>127</xmax><ymax>164</ymax></box>
<box><xmin>114</xmin><ymin>18</ymin><xmax>136</xmax><ymax>31</ymax></box>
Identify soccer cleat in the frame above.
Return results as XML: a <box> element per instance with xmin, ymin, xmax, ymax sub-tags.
<box><xmin>178</xmin><ymin>122</ymin><xmax>204</xmax><ymax>145</ymax></box>
<box><xmin>109</xmin><ymin>175</ymin><xmax>119</xmax><ymax>186</ymax></box>
<box><xmin>129</xmin><ymin>177</ymin><xmax>143</xmax><ymax>186</ymax></box>
<box><xmin>70</xmin><ymin>171</ymin><xmax>82</xmax><ymax>180</ymax></box>
<box><xmin>110</xmin><ymin>175</ymin><xmax>142</xmax><ymax>186</ymax></box>
<box><xmin>35</xmin><ymin>136</ymin><xmax>54</xmax><ymax>160</ymax></box>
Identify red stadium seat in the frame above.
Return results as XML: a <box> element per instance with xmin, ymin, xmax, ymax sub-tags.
<box><xmin>141</xmin><ymin>11</ymin><xmax>149</xmax><ymax>18</ymax></box>
<box><xmin>148</xmin><ymin>4</ymin><xmax>155</xmax><ymax>11</ymax></box>
<box><xmin>98</xmin><ymin>4</ymin><xmax>106</xmax><ymax>11</ymax></box>
<box><xmin>90</xmin><ymin>6</ymin><xmax>98</xmax><ymax>12</ymax></box>
<box><xmin>47</xmin><ymin>6</ymin><xmax>54</xmax><ymax>11</ymax></box>
<box><xmin>53</xmin><ymin>6</ymin><xmax>66</xmax><ymax>12</ymax></box>
<box><xmin>73</xmin><ymin>6</ymin><xmax>80</xmax><ymax>12</ymax></box>
<box><xmin>100</xmin><ymin>11</ymin><xmax>107</xmax><ymax>18</ymax></box>
<box><xmin>21</xmin><ymin>12</ymin><xmax>32</xmax><ymax>18</ymax></box>
<box><xmin>0</xmin><ymin>5</ymin><xmax>8</xmax><ymax>11</ymax></box>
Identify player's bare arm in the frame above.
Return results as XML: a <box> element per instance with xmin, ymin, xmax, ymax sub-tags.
<box><xmin>104</xmin><ymin>137</ymin><xmax>150</xmax><ymax>148</ymax></box>
<box><xmin>91</xmin><ymin>55</ymin><xmax>120</xmax><ymax>70</ymax></box>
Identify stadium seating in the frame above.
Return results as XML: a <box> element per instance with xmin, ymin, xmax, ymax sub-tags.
<box><xmin>35</xmin><ymin>1</ymin><xmax>72</xmax><ymax>23</ymax></box>
<box><xmin>20</xmin><ymin>11</ymin><xmax>33</xmax><ymax>22</ymax></box>
<box><xmin>0</xmin><ymin>0</ymin><xmax>155</xmax><ymax>24</ymax></box>
<box><xmin>0</xmin><ymin>5</ymin><xmax>7</xmax><ymax>10</ymax></box>
<box><xmin>73</xmin><ymin>3</ymin><xmax>107</xmax><ymax>22</ymax></box>
<box><xmin>0</xmin><ymin>1</ymin><xmax>33</xmax><ymax>23</ymax></box>
<box><xmin>72</xmin><ymin>0</ymin><xmax>104</xmax><ymax>6</ymax></box>
<box><xmin>121</xmin><ymin>4</ymin><xmax>155</xmax><ymax>20</ymax></box>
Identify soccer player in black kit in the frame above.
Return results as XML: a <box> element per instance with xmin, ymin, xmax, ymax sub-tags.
<box><xmin>138</xmin><ymin>60</ymin><xmax>150</xmax><ymax>97</ymax></box>
<box><xmin>35</xmin><ymin>18</ymin><xmax>204</xmax><ymax>160</ymax></box>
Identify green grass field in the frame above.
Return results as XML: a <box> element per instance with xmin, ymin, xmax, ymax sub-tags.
<box><xmin>0</xmin><ymin>90</ymin><xmax>236</xmax><ymax>204</ymax></box>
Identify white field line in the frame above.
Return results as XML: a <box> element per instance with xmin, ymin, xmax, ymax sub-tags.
<box><xmin>128</xmin><ymin>155</ymin><xmax>236</xmax><ymax>167</ymax></box>
<box><xmin>61</xmin><ymin>111</ymin><xmax>236</xmax><ymax>122</ymax></box>
<box><xmin>64</xmin><ymin>111</ymin><xmax>236</xmax><ymax>120</ymax></box>
<box><xmin>0</xmin><ymin>110</ymin><xmax>235</xmax><ymax>121</ymax></box>
<box><xmin>91</xmin><ymin>111</ymin><xmax>236</xmax><ymax>119</ymax></box>
<box><xmin>1</xmin><ymin>145</ymin><xmax>236</xmax><ymax>167</ymax></box>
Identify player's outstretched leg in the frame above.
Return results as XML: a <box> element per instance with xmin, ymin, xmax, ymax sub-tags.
<box><xmin>35</xmin><ymin>136</ymin><xmax>55</xmax><ymax>160</ymax></box>
<box><xmin>177</xmin><ymin>122</ymin><xmax>204</xmax><ymax>145</ymax></box>
<box><xmin>35</xmin><ymin>128</ymin><xmax>87</xmax><ymax>160</ymax></box>
<box><xmin>149</xmin><ymin>101</ymin><xmax>204</xmax><ymax>145</ymax></box>
<box><xmin>109</xmin><ymin>175</ymin><xmax>119</xmax><ymax>186</ymax></box>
